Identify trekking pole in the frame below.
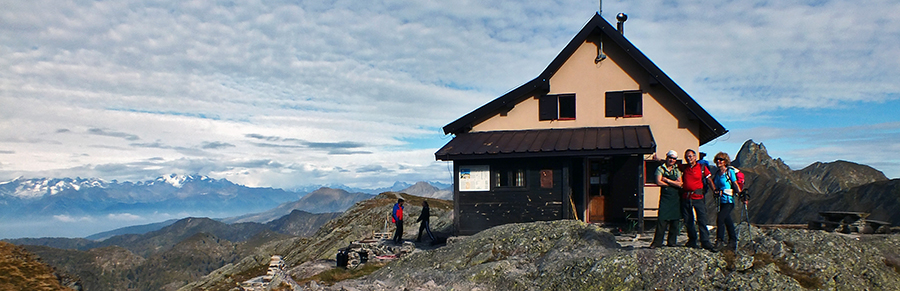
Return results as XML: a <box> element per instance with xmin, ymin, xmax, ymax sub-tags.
<box><xmin>743</xmin><ymin>200</ymin><xmax>751</xmax><ymax>242</ymax></box>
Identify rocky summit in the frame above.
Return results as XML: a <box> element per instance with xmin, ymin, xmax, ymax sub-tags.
<box><xmin>321</xmin><ymin>220</ymin><xmax>900</xmax><ymax>291</ymax></box>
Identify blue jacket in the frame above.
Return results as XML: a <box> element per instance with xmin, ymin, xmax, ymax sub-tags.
<box><xmin>392</xmin><ymin>203</ymin><xmax>404</xmax><ymax>223</ymax></box>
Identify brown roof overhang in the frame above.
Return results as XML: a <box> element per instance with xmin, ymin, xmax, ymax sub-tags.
<box><xmin>435</xmin><ymin>126</ymin><xmax>656</xmax><ymax>161</ymax></box>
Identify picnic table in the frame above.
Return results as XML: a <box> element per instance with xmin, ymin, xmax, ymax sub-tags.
<box><xmin>808</xmin><ymin>211</ymin><xmax>892</xmax><ymax>234</ymax></box>
<box><xmin>808</xmin><ymin>211</ymin><xmax>869</xmax><ymax>233</ymax></box>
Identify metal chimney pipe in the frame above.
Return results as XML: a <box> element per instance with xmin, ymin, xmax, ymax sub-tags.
<box><xmin>616</xmin><ymin>13</ymin><xmax>628</xmax><ymax>35</ymax></box>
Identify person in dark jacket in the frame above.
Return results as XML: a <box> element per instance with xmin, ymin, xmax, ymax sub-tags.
<box><xmin>416</xmin><ymin>200</ymin><xmax>436</xmax><ymax>242</ymax></box>
<box><xmin>392</xmin><ymin>198</ymin><xmax>404</xmax><ymax>243</ymax></box>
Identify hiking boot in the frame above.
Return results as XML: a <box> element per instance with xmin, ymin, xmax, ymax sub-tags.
<box><xmin>685</xmin><ymin>241</ymin><xmax>699</xmax><ymax>249</ymax></box>
<box><xmin>713</xmin><ymin>241</ymin><xmax>726</xmax><ymax>252</ymax></box>
<box><xmin>701</xmin><ymin>242</ymin><xmax>715</xmax><ymax>251</ymax></box>
<box><xmin>727</xmin><ymin>241</ymin><xmax>738</xmax><ymax>251</ymax></box>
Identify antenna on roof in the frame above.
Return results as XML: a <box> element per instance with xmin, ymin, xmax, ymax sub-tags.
<box><xmin>595</xmin><ymin>1</ymin><xmax>607</xmax><ymax>63</ymax></box>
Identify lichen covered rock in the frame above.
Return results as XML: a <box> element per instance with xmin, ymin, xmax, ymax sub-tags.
<box><xmin>326</xmin><ymin>221</ymin><xmax>900</xmax><ymax>291</ymax></box>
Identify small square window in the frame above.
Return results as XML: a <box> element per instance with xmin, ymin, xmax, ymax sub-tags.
<box><xmin>558</xmin><ymin>95</ymin><xmax>576</xmax><ymax>119</ymax></box>
<box><xmin>496</xmin><ymin>169</ymin><xmax>525</xmax><ymax>188</ymax></box>
<box><xmin>624</xmin><ymin>92</ymin><xmax>642</xmax><ymax>117</ymax></box>
<box><xmin>605</xmin><ymin>91</ymin><xmax>642</xmax><ymax>118</ymax></box>
<box><xmin>539</xmin><ymin>94</ymin><xmax>576</xmax><ymax>121</ymax></box>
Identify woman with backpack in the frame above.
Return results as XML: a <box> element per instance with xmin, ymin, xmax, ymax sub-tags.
<box><xmin>712</xmin><ymin>152</ymin><xmax>742</xmax><ymax>251</ymax></box>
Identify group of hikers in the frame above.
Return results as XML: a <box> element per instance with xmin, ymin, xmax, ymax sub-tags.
<box><xmin>391</xmin><ymin>198</ymin><xmax>436</xmax><ymax>244</ymax></box>
<box><xmin>652</xmin><ymin>149</ymin><xmax>745</xmax><ymax>251</ymax></box>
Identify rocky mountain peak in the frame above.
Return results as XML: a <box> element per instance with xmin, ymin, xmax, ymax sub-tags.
<box><xmin>733</xmin><ymin>139</ymin><xmax>792</xmax><ymax>175</ymax></box>
<box><xmin>400</xmin><ymin>182</ymin><xmax>438</xmax><ymax>195</ymax></box>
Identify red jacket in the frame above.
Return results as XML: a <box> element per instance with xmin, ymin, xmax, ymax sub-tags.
<box><xmin>392</xmin><ymin>203</ymin><xmax>404</xmax><ymax>223</ymax></box>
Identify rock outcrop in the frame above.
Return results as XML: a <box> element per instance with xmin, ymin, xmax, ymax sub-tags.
<box><xmin>324</xmin><ymin>220</ymin><xmax>900</xmax><ymax>291</ymax></box>
<box><xmin>0</xmin><ymin>241</ymin><xmax>80</xmax><ymax>291</ymax></box>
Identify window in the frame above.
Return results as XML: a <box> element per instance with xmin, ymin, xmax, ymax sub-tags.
<box><xmin>605</xmin><ymin>91</ymin><xmax>642</xmax><ymax>118</ymax></box>
<box><xmin>644</xmin><ymin>160</ymin><xmax>664</xmax><ymax>185</ymax></box>
<box><xmin>539</xmin><ymin>94</ymin><xmax>576</xmax><ymax>120</ymax></box>
<box><xmin>495</xmin><ymin>169</ymin><xmax>525</xmax><ymax>188</ymax></box>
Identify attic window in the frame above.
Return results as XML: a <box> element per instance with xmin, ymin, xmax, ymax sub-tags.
<box><xmin>539</xmin><ymin>94</ymin><xmax>576</xmax><ymax>121</ymax></box>
<box><xmin>605</xmin><ymin>91</ymin><xmax>642</xmax><ymax>118</ymax></box>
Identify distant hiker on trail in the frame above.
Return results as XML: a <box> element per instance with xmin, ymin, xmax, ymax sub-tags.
<box><xmin>416</xmin><ymin>200</ymin><xmax>436</xmax><ymax>243</ymax></box>
<box><xmin>650</xmin><ymin>150</ymin><xmax>682</xmax><ymax>248</ymax></box>
<box><xmin>712</xmin><ymin>152</ymin><xmax>742</xmax><ymax>251</ymax></box>
<box><xmin>392</xmin><ymin>198</ymin><xmax>405</xmax><ymax>244</ymax></box>
<box><xmin>680</xmin><ymin>149</ymin><xmax>715</xmax><ymax>251</ymax></box>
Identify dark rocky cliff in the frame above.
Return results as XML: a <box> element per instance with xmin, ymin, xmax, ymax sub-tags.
<box><xmin>729</xmin><ymin>140</ymin><xmax>896</xmax><ymax>225</ymax></box>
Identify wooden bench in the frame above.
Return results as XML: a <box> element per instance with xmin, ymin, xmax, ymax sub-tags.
<box><xmin>623</xmin><ymin>207</ymin><xmax>659</xmax><ymax>234</ymax></box>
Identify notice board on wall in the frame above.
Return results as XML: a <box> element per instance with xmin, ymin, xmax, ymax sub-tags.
<box><xmin>459</xmin><ymin>165</ymin><xmax>490</xmax><ymax>192</ymax></box>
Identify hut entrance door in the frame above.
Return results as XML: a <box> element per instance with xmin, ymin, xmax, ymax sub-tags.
<box><xmin>587</xmin><ymin>158</ymin><xmax>611</xmax><ymax>222</ymax></box>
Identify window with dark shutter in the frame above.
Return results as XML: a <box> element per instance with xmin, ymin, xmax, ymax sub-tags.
<box><xmin>605</xmin><ymin>91</ymin><xmax>624</xmax><ymax>117</ymax></box>
<box><xmin>539</xmin><ymin>95</ymin><xmax>558</xmax><ymax>121</ymax></box>
<box><xmin>539</xmin><ymin>94</ymin><xmax>576</xmax><ymax>121</ymax></box>
<box><xmin>605</xmin><ymin>90</ymin><xmax>642</xmax><ymax>118</ymax></box>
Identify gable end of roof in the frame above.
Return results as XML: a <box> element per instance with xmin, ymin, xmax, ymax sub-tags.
<box><xmin>443</xmin><ymin>13</ymin><xmax>727</xmax><ymax>145</ymax></box>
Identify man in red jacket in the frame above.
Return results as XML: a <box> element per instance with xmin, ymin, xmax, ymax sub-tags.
<box><xmin>392</xmin><ymin>198</ymin><xmax>405</xmax><ymax>243</ymax></box>
<box><xmin>680</xmin><ymin>149</ymin><xmax>715</xmax><ymax>250</ymax></box>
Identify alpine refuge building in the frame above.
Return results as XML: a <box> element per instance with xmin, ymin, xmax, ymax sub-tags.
<box><xmin>435</xmin><ymin>13</ymin><xmax>727</xmax><ymax>235</ymax></box>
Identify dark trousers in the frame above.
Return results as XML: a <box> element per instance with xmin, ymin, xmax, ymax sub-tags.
<box><xmin>681</xmin><ymin>198</ymin><xmax>712</xmax><ymax>247</ymax></box>
<box><xmin>417</xmin><ymin>220</ymin><xmax>436</xmax><ymax>242</ymax></box>
<box><xmin>651</xmin><ymin>219</ymin><xmax>680</xmax><ymax>247</ymax></box>
<box><xmin>393</xmin><ymin>220</ymin><xmax>403</xmax><ymax>243</ymax></box>
<box><xmin>717</xmin><ymin>203</ymin><xmax>737</xmax><ymax>244</ymax></box>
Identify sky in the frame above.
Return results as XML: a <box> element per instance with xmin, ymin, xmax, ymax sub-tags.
<box><xmin>2</xmin><ymin>0</ymin><xmax>899</xmax><ymax>190</ymax></box>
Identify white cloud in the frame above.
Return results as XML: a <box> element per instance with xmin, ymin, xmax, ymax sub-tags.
<box><xmin>107</xmin><ymin>213</ymin><xmax>143</xmax><ymax>221</ymax></box>
<box><xmin>53</xmin><ymin>214</ymin><xmax>94</xmax><ymax>223</ymax></box>
<box><xmin>1</xmin><ymin>0</ymin><xmax>898</xmax><ymax>190</ymax></box>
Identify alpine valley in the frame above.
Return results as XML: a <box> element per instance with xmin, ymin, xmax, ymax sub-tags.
<box><xmin>0</xmin><ymin>174</ymin><xmax>450</xmax><ymax>239</ymax></box>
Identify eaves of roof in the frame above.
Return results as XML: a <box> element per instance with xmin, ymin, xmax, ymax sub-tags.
<box><xmin>435</xmin><ymin>126</ymin><xmax>656</xmax><ymax>161</ymax></box>
<box><xmin>442</xmin><ymin>12</ymin><xmax>727</xmax><ymax>145</ymax></box>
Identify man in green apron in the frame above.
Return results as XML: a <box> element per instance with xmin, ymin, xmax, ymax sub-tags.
<box><xmin>651</xmin><ymin>150</ymin><xmax>683</xmax><ymax>248</ymax></box>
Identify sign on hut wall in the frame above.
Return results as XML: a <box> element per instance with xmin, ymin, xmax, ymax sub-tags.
<box><xmin>459</xmin><ymin>165</ymin><xmax>490</xmax><ymax>191</ymax></box>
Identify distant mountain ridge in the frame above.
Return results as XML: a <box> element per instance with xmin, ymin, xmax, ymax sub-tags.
<box><xmin>289</xmin><ymin>180</ymin><xmax>452</xmax><ymax>194</ymax></box>
<box><xmin>11</xmin><ymin>207</ymin><xmax>345</xmax><ymax>291</ymax></box>
<box><xmin>222</xmin><ymin>187</ymin><xmax>374</xmax><ymax>224</ymax></box>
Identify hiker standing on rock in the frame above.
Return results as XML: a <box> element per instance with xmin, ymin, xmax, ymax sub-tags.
<box><xmin>392</xmin><ymin>198</ymin><xmax>405</xmax><ymax>244</ymax></box>
<box><xmin>416</xmin><ymin>200</ymin><xmax>436</xmax><ymax>243</ymax></box>
<box><xmin>680</xmin><ymin>149</ymin><xmax>715</xmax><ymax>250</ymax></box>
<box><xmin>712</xmin><ymin>152</ymin><xmax>742</xmax><ymax>251</ymax></box>
<box><xmin>650</xmin><ymin>150</ymin><xmax>683</xmax><ymax>248</ymax></box>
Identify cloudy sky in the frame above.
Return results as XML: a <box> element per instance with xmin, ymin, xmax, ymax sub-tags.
<box><xmin>2</xmin><ymin>0</ymin><xmax>899</xmax><ymax>190</ymax></box>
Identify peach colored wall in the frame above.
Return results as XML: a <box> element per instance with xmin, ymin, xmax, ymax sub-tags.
<box><xmin>471</xmin><ymin>34</ymin><xmax>702</xmax><ymax>159</ymax></box>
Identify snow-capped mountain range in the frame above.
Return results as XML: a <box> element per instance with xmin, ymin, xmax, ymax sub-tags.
<box><xmin>0</xmin><ymin>174</ymin><xmax>301</xmax><ymax>221</ymax></box>
<box><xmin>0</xmin><ymin>174</ymin><xmax>210</xmax><ymax>199</ymax></box>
